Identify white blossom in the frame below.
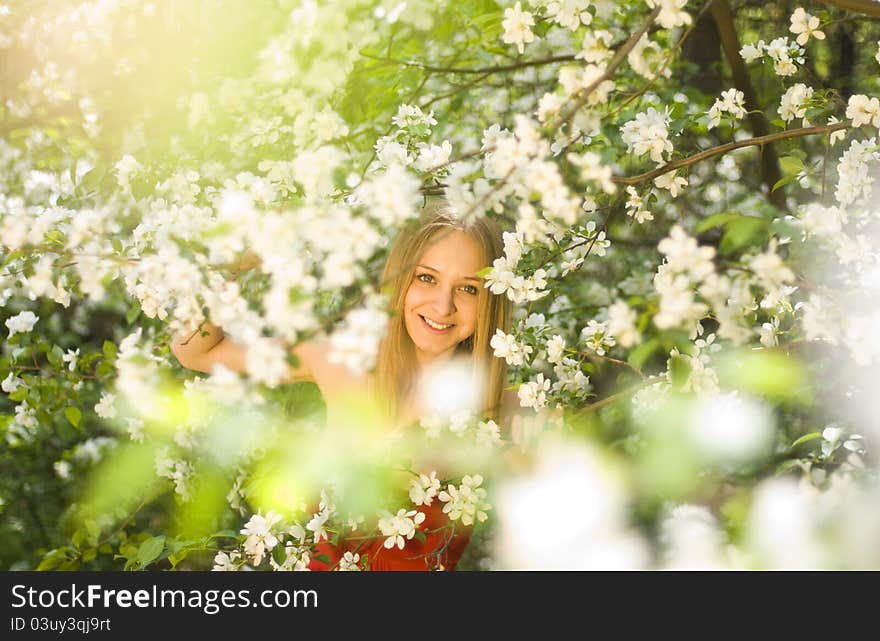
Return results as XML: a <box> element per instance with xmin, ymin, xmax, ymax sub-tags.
<box><xmin>607</xmin><ymin>301</ymin><xmax>641</xmax><ymax>348</ymax></box>
<box><xmin>94</xmin><ymin>391</ymin><xmax>116</xmax><ymax>419</ymax></box>
<box><xmin>707</xmin><ymin>88</ymin><xmax>746</xmax><ymax>129</ymax></box>
<box><xmin>654</xmin><ymin>170</ymin><xmax>688</xmax><ymax>197</ymax></box>
<box><xmin>328</xmin><ymin>304</ymin><xmax>389</xmax><ymax>375</ymax></box>
<box><xmin>740</xmin><ymin>42</ymin><xmax>763</xmax><ymax>63</ymax></box>
<box><xmin>845</xmin><ymin>94</ymin><xmax>880</xmax><ymax>128</ymax></box>
<box><xmin>391</xmin><ymin>103</ymin><xmax>437</xmax><ymax>132</ymax></box>
<box><xmin>576</xmin><ymin>29</ymin><xmax>613</xmax><ymax>64</ymax></box>
<box><xmin>546</xmin><ymin>335</ymin><xmax>566</xmax><ymax>364</ymax></box>
<box><xmin>548</xmin><ymin>354</ymin><xmax>589</xmax><ymax>395</ymax></box>
<box><xmin>409</xmin><ymin>471</ymin><xmax>441</xmax><ymax>506</ymax></box>
<box><xmin>476</xmin><ymin>419</ymin><xmax>503</xmax><ymax>447</ymax></box>
<box><xmin>438</xmin><ymin>475</ymin><xmax>491</xmax><ymax>526</ymax></box>
<box><xmin>414</xmin><ymin>140</ymin><xmax>452</xmax><ymax>173</ymax></box>
<box><xmin>621</xmin><ymin>107</ymin><xmax>673</xmax><ymax>165</ymax></box>
<box><xmin>646</xmin><ymin>0</ymin><xmax>693</xmax><ymax>30</ymax></box>
<box><xmin>658</xmin><ymin>225</ymin><xmax>716</xmax><ymax>282</ymax></box>
<box><xmin>569</xmin><ymin>151</ymin><xmax>616</xmax><ymax>194</ymax></box>
<box><xmin>789</xmin><ymin>8</ymin><xmax>824</xmax><ymax>46</ymax></box>
<box><xmin>581</xmin><ymin>319</ymin><xmax>615</xmax><ymax>356</ymax></box>
<box><xmin>241</xmin><ymin>510</ymin><xmax>283</xmax><ymax>565</ymax></box>
<box><xmin>691</xmin><ymin>391</ymin><xmax>774</xmax><ymax>463</ymax></box>
<box><xmin>114</xmin><ymin>154</ymin><xmax>142</xmax><ymax>191</ymax></box>
<box><xmin>660</xmin><ymin>504</ymin><xmax>727</xmax><ymax>569</ymax></box>
<box><xmin>501</xmin><ymin>2</ymin><xmax>535</xmax><ymax>55</ymax></box>
<box><xmin>337</xmin><ymin>551</ymin><xmax>361</xmax><ymax>571</ymax></box>
<box><xmin>5</xmin><ymin>310</ymin><xmax>38</xmax><ymax>337</ymax></box>
<box><xmin>518</xmin><ymin>373</ymin><xmax>551</xmax><ymax>409</ymax></box>
<box><xmin>377</xmin><ymin>508</ymin><xmax>426</xmax><ymax>550</ymax></box>
<box><xmin>778</xmin><ymin>83</ymin><xmax>813</xmax><ymax>123</ymax></box>
<box><xmin>490</xmin><ymin>328</ymin><xmax>533</xmax><ymax>366</ymax></box>
<box><xmin>2</xmin><ymin>372</ymin><xmax>23</xmax><ymax>394</ymax></box>
<box><xmin>835</xmin><ymin>137</ymin><xmax>879</xmax><ymax>206</ymax></box>
<box><xmin>625</xmin><ymin>186</ymin><xmax>653</xmax><ymax>224</ymax></box>
<box><xmin>212</xmin><ymin>550</ymin><xmax>241</xmax><ymax>571</ymax></box>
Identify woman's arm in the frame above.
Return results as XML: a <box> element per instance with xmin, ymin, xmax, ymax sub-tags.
<box><xmin>170</xmin><ymin>320</ymin><xmax>316</xmax><ymax>381</ymax></box>
<box><xmin>168</xmin><ymin>249</ymin><xmax>313</xmax><ymax>381</ymax></box>
<box><xmin>170</xmin><ymin>320</ymin><xmax>242</xmax><ymax>374</ymax></box>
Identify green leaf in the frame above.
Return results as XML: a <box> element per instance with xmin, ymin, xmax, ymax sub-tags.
<box><xmin>126</xmin><ymin>304</ymin><xmax>141</xmax><ymax>325</ymax></box>
<box><xmin>715</xmin><ymin>350</ymin><xmax>811</xmax><ymax>404</ymax></box>
<box><xmin>136</xmin><ymin>536</ymin><xmax>166</xmax><ymax>568</ymax></box>
<box><xmin>778</xmin><ymin>155</ymin><xmax>804</xmax><ymax>175</ymax></box>
<box><xmin>48</xmin><ymin>345</ymin><xmax>64</xmax><ymax>367</ymax></box>
<box><xmin>65</xmin><ymin>407</ymin><xmax>82</xmax><ymax>428</ymax></box>
<box><xmin>81</xmin><ymin>166</ymin><xmax>107</xmax><ymax>192</ymax></box>
<box><xmin>627</xmin><ymin>338</ymin><xmax>659</xmax><ymax>372</ymax></box>
<box><xmin>272</xmin><ymin>543</ymin><xmax>287</xmax><ymax>566</ymax></box>
<box><xmin>130</xmin><ymin>176</ymin><xmax>153</xmax><ymax>201</ymax></box>
<box><xmin>476</xmin><ymin>265</ymin><xmax>493</xmax><ymax>278</ymax></box>
<box><xmin>667</xmin><ymin>353</ymin><xmax>691</xmax><ymax>390</ymax></box>
<box><xmin>8</xmin><ymin>387</ymin><xmax>28</xmax><ymax>402</ymax></box>
<box><xmin>696</xmin><ymin>212</ymin><xmax>740</xmax><ymax>234</ymax></box>
<box><xmin>102</xmin><ymin>340</ymin><xmax>117</xmax><ymax>360</ymax></box>
<box><xmin>37</xmin><ymin>548</ymin><xmax>71</xmax><ymax>571</ymax></box>
<box><xmin>72</xmin><ymin>529</ymin><xmax>86</xmax><ymax>549</ymax></box>
<box><xmin>413</xmin><ymin>530</ymin><xmax>427</xmax><ymax>543</ymax></box>
<box><xmin>719</xmin><ymin>216</ymin><xmax>768</xmax><ymax>255</ymax></box>
<box><xmin>791</xmin><ymin>432</ymin><xmax>823</xmax><ymax>448</ymax></box>
<box><xmin>85</xmin><ymin>519</ymin><xmax>102</xmax><ymax>544</ymax></box>
<box><xmin>771</xmin><ymin>173</ymin><xmax>799</xmax><ymax>193</ymax></box>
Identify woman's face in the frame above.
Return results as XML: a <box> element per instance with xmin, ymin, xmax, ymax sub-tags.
<box><xmin>403</xmin><ymin>229</ymin><xmax>485</xmax><ymax>365</ymax></box>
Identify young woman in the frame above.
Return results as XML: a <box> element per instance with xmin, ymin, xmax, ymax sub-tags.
<box><xmin>170</xmin><ymin>199</ymin><xmax>515</xmax><ymax>570</ymax></box>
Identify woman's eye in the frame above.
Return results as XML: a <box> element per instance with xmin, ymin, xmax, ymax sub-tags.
<box><xmin>461</xmin><ymin>285</ymin><xmax>478</xmax><ymax>295</ymax></box>
<box><xmin>417</xmin><ymin>273</ymin><xmax>434</xmax><ymax>283</ymax></box>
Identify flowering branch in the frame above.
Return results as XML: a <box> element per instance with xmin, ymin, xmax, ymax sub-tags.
<box><xmin>612</xmin><ymin>121</ymin><xmax>850</xmax><ymax>185</ymax></box>
<box><xmin>578</xmin><ymin>350</ymin><xmax>646</xmax><ymax>380</ymax></box>
<box><xmin>609</xmin><ymin>0</ymin><xmax>716</xmax><ymax>120</ymax></box>
<box><xmin>551</xmin><ymin>5</ymin><xmax>662</xmax><ymax>131</ymax></box>
<box><xmin>360</xmin><ymin>52</ymin><xmax>576</xmax><ymax>74</ymax></box>
<box><xmin>573</xmin><ymin>375</ymin><xmax>666</xmax><ymax>415</ymax></box>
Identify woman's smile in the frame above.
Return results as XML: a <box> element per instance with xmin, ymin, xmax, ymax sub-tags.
<box><xmin>419</xmin><ymin>314</ymin><xmax>455</xmax><ymax>332</ymax></box>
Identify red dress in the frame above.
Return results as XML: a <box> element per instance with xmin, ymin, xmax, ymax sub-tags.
<box><xmin>308</xmin><ymin>502</ymin><xmax>472</xmax><ymax>571</ymax></box>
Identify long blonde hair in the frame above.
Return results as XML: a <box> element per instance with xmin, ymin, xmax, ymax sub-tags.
<box><xmin>375</xmin><ymin>200</ymin><xmax>511</xmax><ymax>422</ymax></box>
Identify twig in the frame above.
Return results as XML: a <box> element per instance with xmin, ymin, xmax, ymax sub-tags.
<box><xmin>361</xmin><ymin>52</ymin><xmax>576</xmax><ymax>75</ymax></box>
<box><xmin>612</xmin><ymin>121</ymin><xmax>851</xmax><ymax>185</ymax></box>
<box><xmin>551</xmin><ymin>6</ymin><xmax>662</xmax><ymax>132</ymax></box>
<box><xmin>572</xmin><ymin>375</ymin><xmax>666</xmax><ymax>415</ymax></box>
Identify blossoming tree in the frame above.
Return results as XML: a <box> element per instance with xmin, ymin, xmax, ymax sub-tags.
<box><xmin>2</xmin><ymin>0</ymin><xmax>880</xmax><ymax>570</ymax></box>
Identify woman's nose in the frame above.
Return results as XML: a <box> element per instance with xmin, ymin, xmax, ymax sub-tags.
<box><xmin>431</xmin><ymin>287</ymin><xmax>456</xmax><ymax>317</ymax></box>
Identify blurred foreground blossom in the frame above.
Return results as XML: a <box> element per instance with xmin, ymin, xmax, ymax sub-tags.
<box><xmin>494</xmin><ymin>439</ymin><xmax>648</xmax><ymax>569</ymax></box>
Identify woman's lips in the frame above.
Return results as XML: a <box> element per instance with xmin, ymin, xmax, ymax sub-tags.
<box><xmin>419</xmin><ymin>314</ymin><xmax>454</xmax><ymax>334</ymax></box>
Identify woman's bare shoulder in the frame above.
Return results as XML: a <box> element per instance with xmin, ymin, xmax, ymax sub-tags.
<box><xmin>290</xmin><ymin>339</ymin><xmax>366</xmax><ymax>393</ymax></box>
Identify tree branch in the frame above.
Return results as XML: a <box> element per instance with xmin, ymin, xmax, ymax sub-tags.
<box><xmin>711</xmin><ymin>0</ymin><xmax>787</xmax><ymax>210</ymax></box>
<box><xmin>360</xmin><ymin>53</ymin><xmax>576</xmax><ymax>75</ymax></box>
<box><xmin>817</xmin><ymin>0</ymin><xmax>880</xmax><ymax>17</ymax></box>
<box><xmin>612</xmin><ymin>121</ymin><xmax>850</xmax><ymax>185</ymax></box>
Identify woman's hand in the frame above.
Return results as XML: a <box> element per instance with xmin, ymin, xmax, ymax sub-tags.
<box><xmin>227</xmin><ymin>248</ymin><xmax>262</xmax><ymax>275</ymax></box>
<box><xmin>509</xmin><ymin>406</ymin><xmax>564</xmax><ymax>452</ymax></box>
